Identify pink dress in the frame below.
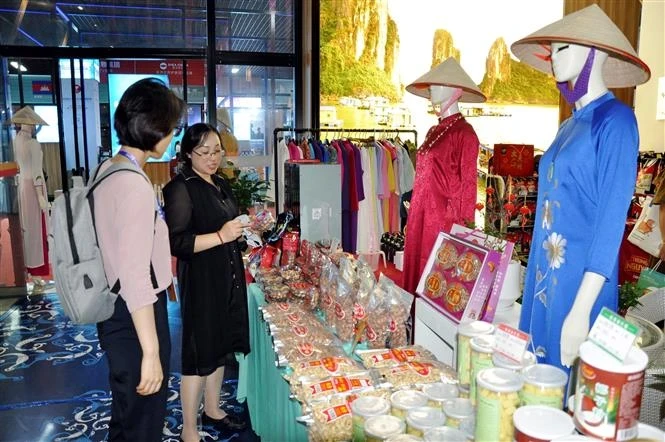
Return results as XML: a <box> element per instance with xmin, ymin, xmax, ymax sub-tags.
<box><xmin>403</xmin><ymin>114</ymin><xmax>480</xmax><ymax>294</ymax></box>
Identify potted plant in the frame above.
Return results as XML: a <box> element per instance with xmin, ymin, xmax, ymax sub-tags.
<box><xmin>618</xmin><ymin>281</ymin><xmax>644</xmax><ymax>317</ymax></box>
<box><xmin>219</xmin><ymin>163</ymin><xmax>270</xmax><ymax>214</ymax></box>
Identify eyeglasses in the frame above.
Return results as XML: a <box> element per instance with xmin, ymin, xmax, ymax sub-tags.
<box><xmin>173</xmin><ymin>125</ymin><xmax>185</xmax><ymax>137</ymax></box>
<box><xmin>192</xmin><ymin>149</ymin><xmax>225</xmax><ymax>159</ymax></box>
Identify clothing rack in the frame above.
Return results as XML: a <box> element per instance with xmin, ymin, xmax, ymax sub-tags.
<box><xmin>272</xmin><ymin>127</ymin><xmax>418</xmax><ymax>211</ymax></box>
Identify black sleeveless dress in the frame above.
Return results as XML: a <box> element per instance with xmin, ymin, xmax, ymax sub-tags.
<box><xmin>163</xmin><ymin>165</ymin><xmax>250</xmax><ymax>376</ymax></box>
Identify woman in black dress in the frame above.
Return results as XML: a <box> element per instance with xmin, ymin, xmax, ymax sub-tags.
<box><xmin>163</xmin><ymin>123</ymin><xmax>250</xmax><ymax>442</ymax></box>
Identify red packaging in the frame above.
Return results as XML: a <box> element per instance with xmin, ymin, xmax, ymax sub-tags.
<box><xmin>618</xmin><ymin>226</ymin><xmax>651</xmax><ymax>285</ymax></box>
<box><xmin>260</xmin><ymin>245</ymin><xmax>279</xmax><ymax>268</ymax></box>
<box><xmin>281</xmin><ymin>231</ymin><xmax>300</xmax><ymax>266</ymax></box>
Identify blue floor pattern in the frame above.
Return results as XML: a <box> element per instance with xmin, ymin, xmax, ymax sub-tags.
<box><xmin>0</xmin><ymin>294</ymin><xmax>260</xmax><ymax>442</ymax></box>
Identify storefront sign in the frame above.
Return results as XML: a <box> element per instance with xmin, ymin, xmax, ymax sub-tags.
<box><xmin>100</xmin><ymin>59</ymin><xmax>205</xmax><ymax>86</ymax></box>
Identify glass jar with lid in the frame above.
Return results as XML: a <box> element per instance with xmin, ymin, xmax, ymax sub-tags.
<box><xmin>443</xmin><ymin>397</ymin><xmax>474</xmax><ymax>438</ymax></box>
<box><xmin>364</xmin><ymin>415</ymin><xmax>406</xmax><ymax>442</ymax></box>
<box><xmin>390</xmin><ymin>390</ymin><xmax>428</xmax><ymax>420</ymax></box>
<box><xmin>475</xmin><ymin>367</ymin><xmax>523</xmax><ymax>442</ymax></box>
<box><xmin>351</xmin><ymin>396</ymin><xmax>391</xmax><ymax>442</ymax></box>
<box><xmin>456</xmin><ymin>320</ymin><xmax>495</xmax><ymax>389</ymax></box>
<box><xmin>423</xmin><ymin>426</ymin><xmax>469</xmax><ymax>442</ymax></box>
<box><xmin>405</xmin><ymin>406</ymin><xmax>446</xmax><ymax>438</ymax></box>
<box><xmin>492</xmin><ymin>350</ymin><xmax>536</xmax><ymax>373</ymax></box>
<box><xmin>469</xmin><ymin>334</ymin><xmax>495</xmax><ymax>405</ymax></box>
<box><xmin>421</xmin><ymin>382</ymin><xmax>459</xmax><ymax>409</ymax></box>
<box><xmin>521</xmin><ymin>363</ymin><xmax>568</xmax><ymax>409</ymax></box>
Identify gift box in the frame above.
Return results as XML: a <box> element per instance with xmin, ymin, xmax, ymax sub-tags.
<box><xmin>449</xmin><ymin>224</ymin><xmax>516</xmax><ymax>322</ymax></box>
<box><xmin>416</xmin><ymin>232</ymin><xmax>501</xmax><ymax>323</ymax></box>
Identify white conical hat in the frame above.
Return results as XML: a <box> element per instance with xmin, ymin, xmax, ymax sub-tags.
<box><xmin>216</xmin><ymin>107</ymin><xmax>232</xmax><ymax>130</ymax></box>
<box><xmin>510</xmin><ymin>4</ymin><xmax>650</xmax><ymax>88</ymax></box>
<box><xmin>406</xmin><ymin>57</ymin><xmax>486</xmax><ymax>103</ymax></box>
<box><xmin>11</xmin><ymin>106</ymin><xmax>48</xmax><ymax>125</ymax></box>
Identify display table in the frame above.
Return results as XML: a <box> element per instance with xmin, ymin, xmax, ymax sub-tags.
<box><xmin>236</xmin><ymin>283</ymin><xmax>307</xmax><ymax>442</ymax></box>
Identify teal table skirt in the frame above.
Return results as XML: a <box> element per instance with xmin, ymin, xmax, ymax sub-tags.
<box><xmin>237</xmin><ymin>283</ymin><xmax>308</xmax><ymax>442</ymax></box>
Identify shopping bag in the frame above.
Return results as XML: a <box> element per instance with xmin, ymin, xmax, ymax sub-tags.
<box><xmin>627</xmin><ymin>196</ymin><xmax>662</xmax><ymax>257</ymax></box>
<box><xmin>637</xmin><ymin>261</ymin><xmax>665</xmax><ymax>291</ymax></box>
<box><xmin>493</xmin><ymin>144</ymin><xmax>535</xmax><ymax>177</ymax></box>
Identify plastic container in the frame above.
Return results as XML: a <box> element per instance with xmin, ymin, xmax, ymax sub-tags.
<box><xmin>513</xmin><ymin>405</ymin><xmax>575</xmax><ymax>442</ymax></box>
<box><xmin>442</xmin><ymin>397</ymin><xmax>474</xmax><ymax>437</ymax></box>
<box><xmin>456</xmin><ymin>321</ymin><xmax>495</xmax><ymax>388</ymax></box>
<box><xmin>457</xmin><ymin>386</ymin><xmax>469</xmax><ymax>399</ymax></box>
<box><xmin>492</xmin><ymin>350</ymin><xmax>536</xmax><ymax>372</ymax></box>
<box><xmin>521</xmin><ymin>363</ymin><xmax>568</xmax><ymax>409</ymax></box>
<box><xmin>358</xmin><ymin>250</ymin><xmax>387</xmax><ymax>272</ymax></box>
<box><xmin>390</xmin><ymin>390</ymin><xmax>428</xmax><ymax>420</ymax></box>
<box><xmin>405</xmin><ymin>407</ymin><xmax>446</xmax><ymax>438</ymax></box>
<box><xmin>423</xmin><ymin>426</ymin><xmax>468</xmax><ymax>441</ymax></box>
<box><xmin>574</xmin><ymin>341</ymin><xmax>648</xmax><ymax>441</ymax></box>
<box><xmin>474</xmin><ymin>367</ymin><xmax>523</xmax><ymax>442</ymax></box>
<box><xmin>352</xmin><ymin>396</ymin><xmax>391</xmax><ymax>442</ymax></box>
<box><xmin>364</xmin><ymin>414</ymin><xmax>406</xmax><ymax>442</ymax></box>
<box><xmin>421</xmin><ymin>382</ymin><xmax>459</xmax><ymax>409</ymax></box>
<box><xmin>469</xmin><ymin>334</ymin><xmax>495</xmax><ymax>405</ymax></box>
<box><xmin>385</xmin><ymin>434</ymin><xmax>423</xmax><ymax>442</ymax></box>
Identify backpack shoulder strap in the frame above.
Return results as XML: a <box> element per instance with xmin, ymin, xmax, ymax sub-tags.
<box><xmin>87</xmin><ymin>160</ymin><xmax>159</xmax><ymax>292</ymax></box>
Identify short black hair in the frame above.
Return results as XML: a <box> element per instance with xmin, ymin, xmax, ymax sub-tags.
<box><xmin>114</xmin><ymin>77</ymin><xmax>185</xmax><ymax>152</ymax></box>
<box><xmin>180</xmin><ymin>122</ymin><xmax>222</xmax><ymax>167</ymax></box>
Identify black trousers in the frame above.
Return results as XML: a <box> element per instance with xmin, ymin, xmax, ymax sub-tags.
<box><xmin>97</xmin><ymin>293</ymin><xmax>171</xmax><ymax>442</ymax></box>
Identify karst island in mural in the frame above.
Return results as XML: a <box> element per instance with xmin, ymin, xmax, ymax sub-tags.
<box><xmin>319</xmin><ymin>0</ymin><xmax>563</xmax><ymax>151</ymax></box>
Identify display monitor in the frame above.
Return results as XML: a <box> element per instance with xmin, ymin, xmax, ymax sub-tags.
<box><xmin>108</xmin><ymin>73</ymin><xmax>174</xmax><ymax>162</ymax></box>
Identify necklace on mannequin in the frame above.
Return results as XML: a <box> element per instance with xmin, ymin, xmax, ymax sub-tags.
<box><xmin>418</xmin><ymin>114</ymin><xmax>464</xmax><ymax>156</ymax></box>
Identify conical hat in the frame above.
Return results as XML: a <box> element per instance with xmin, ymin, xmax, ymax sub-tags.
<box><xmin>11</xmin><ymin>106</ymin><xmax>48</xmax><ymax>125</ymax></box>
<box><xmin>216</xmin><ymin>107</ymin><xmax>232</xmax><ymax>130</ymax></box>
<box><xmin>510</xmin><ymin>4</ymin><xmax>650</xmax><ymax>88</ymax></box>
<box><xmin>406</xmin><ymin>57</ymin><xmax>486</xmax><ymax>103</ymax></box>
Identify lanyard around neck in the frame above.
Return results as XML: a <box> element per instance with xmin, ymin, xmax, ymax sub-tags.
<box><xmin>118</xmin><ymin>149</ymin><xmax>141</xmax><ymax>167</ymax></box>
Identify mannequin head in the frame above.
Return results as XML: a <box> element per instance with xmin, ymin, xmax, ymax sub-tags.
<box><xmin>550</xmin><ymin>42</ymin><xmax>609</xmax><ymax>108</ymax></box>
<box><xmin>429</xmin><ymin>85</ymin><xmax>462</xmax><ymax>118</ymax></box>
<box><xmin>16</xmin><ymin>123</ymin><xmax>36</xmax><ymax>137</ymax></box>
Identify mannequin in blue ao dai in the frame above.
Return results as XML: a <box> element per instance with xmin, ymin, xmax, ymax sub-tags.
<box><xmin>511</xmin><ymin>4</ymin><xmax>651</xmax><ymax>370</ymax></box>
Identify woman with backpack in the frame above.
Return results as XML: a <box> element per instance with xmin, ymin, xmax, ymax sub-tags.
<box><xmin>162</xmin><ymin>123</ymin><xmax>251</xmax><ymax>442</ymax></box>
<box><xmin>94</xmin><ymin>77</ymin><xmax>185</xmax><ymax>441</ymax></box>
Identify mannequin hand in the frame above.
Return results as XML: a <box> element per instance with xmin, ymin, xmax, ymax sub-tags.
<box><xmin>560</xmin><ymin>306</ymin><xmax>589</xmax><ymax>367</ymax></box>
<box><xmin>37</xmin><ymin>194</ymin><xmax>48</xmax><ymax>211</ymax></box>
<box><xmin>219</xmin><ymin>218</ymin><xmax>249</xmax><ymax>243</ymax></box>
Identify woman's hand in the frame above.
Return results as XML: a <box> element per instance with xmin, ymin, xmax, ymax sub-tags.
<box><xmin>219</xmin><ymin>218</ymin><xmax>249</xmax><ymax>243</ymax></box>
<box><xmin>136</xmin><ymin>352</ymin><xmax>163</xmax><ymax>396</ymax></box>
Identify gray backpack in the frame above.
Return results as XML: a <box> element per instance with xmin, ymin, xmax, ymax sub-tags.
<box><xmin>49</xmin><ymin>161</ymin><xmax>156</xmax><ymax>324</ymax></box>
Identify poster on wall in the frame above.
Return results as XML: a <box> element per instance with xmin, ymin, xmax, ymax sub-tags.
<box><xmin>108</xmin><ymin>73</ymin><xmax>173</xmax><ymax>162</ymax></box>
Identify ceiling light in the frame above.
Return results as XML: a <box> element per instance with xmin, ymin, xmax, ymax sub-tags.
<box><xmin>10</xmin><ymin>61</ymin><xmax>27</xmax><ymax>72</ymax></box>
<box><xmin>77</xmin><ymin>5</ymin><xmax>83</xmax><ymax>10</ymax></box>
<box><xmin>231</xmin><ymin>67</ymin><xmax>239</xmax><ymax>74</ymax></box>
